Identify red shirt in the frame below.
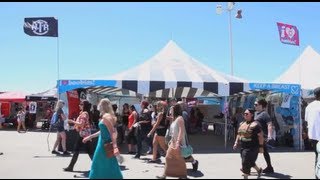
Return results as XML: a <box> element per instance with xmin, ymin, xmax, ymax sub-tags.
<box><xmin>128</xmin><ymin>111</ymin><xmax>136</xmax><ymax>128</ymax></box>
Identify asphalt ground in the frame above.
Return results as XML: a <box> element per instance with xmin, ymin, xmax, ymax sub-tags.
<box><xmin>0</xmin><ymin>129</ymin><xmax>315</xmax><ymax>179</ymax></box>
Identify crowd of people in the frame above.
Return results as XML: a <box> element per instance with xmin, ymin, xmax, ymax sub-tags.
<box><xmin>45</xmin><ymin>98</ymin><xmax>200</xmax><ymax>179</ymax></box>
<box><xmin>46</xmin><ymin>95</ymin><xmax>289</xmax><ymax>179</ymax></box>
<box><xmin>7</xmin><ymin>85</ymin><xmax>320</xmax><ymax>179</ymax></box>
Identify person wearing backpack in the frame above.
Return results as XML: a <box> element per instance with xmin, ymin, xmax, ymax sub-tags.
<box><xmin>51</xmin><ymin>100</ymin><xmax>70</xmax><ymax>156</ymax></box>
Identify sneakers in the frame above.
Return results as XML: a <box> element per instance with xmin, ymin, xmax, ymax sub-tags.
<box><xmin>262</xmin><ymin>166</ymin><xmax>274</xmax><ymax>174</ymax></box>
<box><xmin>133</xmin><ymin>154</ymin><xmax>140</xmax><ymax>159</ymax></box>
<box><xmin>127</xmin><ymin>151</ymin><xmax>135</xmax><ymax>155</ymax></box>
<box><xmin>192</xmin><ymin>160</ymin><xmax>199</xmax><ymax>172</ymax></box>
<box><xmin>51</xmin><ymin>150</ymin><xmax>59</xmax><ymax>155</ymax></box>
<box><xmin>63</xmin><ymin>151</ymin><xmax>71</xmax><ymax>156</ymax></box>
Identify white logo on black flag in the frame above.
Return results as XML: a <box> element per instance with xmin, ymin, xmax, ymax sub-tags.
<box><xmin>24</xmin><ymin>17</ymin><xmax>58</xmax><ymax>37</ymax></box>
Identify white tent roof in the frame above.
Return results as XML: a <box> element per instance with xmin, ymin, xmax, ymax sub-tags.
<box><xmin>274</xmin><ymin>46</ymin><xmax>320</xmax><ymax>90</ymax></box>
<box><xmin>92</xmin><ymin>40</ymin><xmax>249</xmax><ymax>97</ymax></box>
<box><xmin>60</xmin><ymin>41</ymin><xmax>300</xmax><ymax>98</ymax></box>
<box><xmin>109</xmin><ymin>40</ymin><xmax>247</xmax><ymax>83</ymax></box>
<box><xmin>29</xmin><ymin>87</ymin><xmax>57</xmax><ymax>97</ymax></box>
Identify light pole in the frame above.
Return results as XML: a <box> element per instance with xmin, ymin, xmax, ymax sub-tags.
<box><xmin>216</xmin><ymin>2</ymin><xmax>242</xmax><ymax>76</ymax></box>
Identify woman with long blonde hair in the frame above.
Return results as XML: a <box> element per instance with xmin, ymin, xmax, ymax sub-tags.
<box><xmin>83</xmin><ymin>98</ymin><xmax>123</xmax><ymax>179</ymax></box>
<box><xmin>51</xmin><ymin>100</ymin><xmax>70</xmax><ymax>156</ymax></box>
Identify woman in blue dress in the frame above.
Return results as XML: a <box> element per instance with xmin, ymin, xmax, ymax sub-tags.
<box><xmin>83</xmin><ymin>98</ymin><xmax>123</xmax><ymax>179</ymax></box>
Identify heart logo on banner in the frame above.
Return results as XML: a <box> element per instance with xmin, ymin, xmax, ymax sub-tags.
<box><xmin>291</xmin><ymin>86</ymin><xmax>299</xmax><ymax>95</ymax></box>
<box><xmin>285</xmin><ymin>27</ymin><xmax>295</xmax><ymax>39</ymax></box>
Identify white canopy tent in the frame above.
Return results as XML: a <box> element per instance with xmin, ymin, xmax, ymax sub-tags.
<box><xmin>25</xmin><ymin>87</ymin><xmax>57</xmax><ymax>101</ymax></box>
<box><xmin>86</xmin><ymin>40</ymin><xmax>249</xmax><ymax>98</ymax></box>
<box><xmin>274</xmin><ymin>45</ymin><xmax>320</xmax><ymax>97</ymax></box>
<box><xmin>57</xmin><ymin>40</ymin><xmax>303</xmax><ymax>149</ymax></box>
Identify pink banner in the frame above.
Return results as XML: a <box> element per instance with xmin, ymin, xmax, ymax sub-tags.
<box><xmin>277</xmin><ymin>22</ymin><xmax>299</xmax><ymax>46</ymax></box>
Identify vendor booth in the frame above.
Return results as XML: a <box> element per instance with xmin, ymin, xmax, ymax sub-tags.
<box><xmin>274</xmin><ymin>45</ymin><xmax>320</xmax><ymax>150</ymax></box>
<box><xmin>56</xmin><ymin>40</ymin><xmax>303</xmax><ymax>150</ymax></box>
<box><xmin>0</xmin><ymin>91</ymin><xmax>29</xmax><ymax>128</ymax></box>
<box><xmin>226</xmin><ymin>83</ymin><xmax>302</xmax><ymax>150</ymax></box>
<box><xmin>25</xmin><ymin>87</ymin><xmax>58</xmax><ymax>129</ymax></box>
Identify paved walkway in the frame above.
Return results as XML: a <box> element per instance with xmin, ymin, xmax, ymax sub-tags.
<box><xmin>0</xmin><ymin>130</ymin><xmax>315</xmax><ymax>179</ymax></box>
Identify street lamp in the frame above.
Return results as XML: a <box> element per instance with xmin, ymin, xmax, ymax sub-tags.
<box><xmin>216</xmin><ymin>2</ymin><xmax>242</xmax><ymax>76</ymax></box>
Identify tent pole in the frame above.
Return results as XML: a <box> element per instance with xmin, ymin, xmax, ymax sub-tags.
<box><xmin>298</xmin><ymin>41</ymin><xmax>302</xmax><ymax>151</ymax></box>
<box><xmin>299</xmin><ymin>90</ymin><xmax>303</xmax><ymax>151</ymax></box>
<box><xmin>224</xmin><ymin>96</ymin><xmax>227</xmax><ymax>149</ymax></box>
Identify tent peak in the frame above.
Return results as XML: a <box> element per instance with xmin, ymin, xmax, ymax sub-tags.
<box><xmin>274</xmin><ymin>44</ymin><xmax>320</xmax><ymax>90</ymax></box>
<box><xmin>156</xmin><ymin>40</ymin><xmax>188</xmax><ymax>58</ymax></box>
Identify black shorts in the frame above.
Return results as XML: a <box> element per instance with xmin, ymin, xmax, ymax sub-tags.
<box><xmin>156</xmin><ymin>128</ymin><xmax>167</xmax><ymax>137</ymax></box>
<box><xmin>126</xmin><ymin>129</ymin><xmax>137</xmax><ymax>145</ymax></box>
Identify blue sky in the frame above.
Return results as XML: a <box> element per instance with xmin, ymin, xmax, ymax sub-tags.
<box><xmin>1</xmin><ymin>2</ymin><xmax>320</xmax><ymax>94</ymax></box>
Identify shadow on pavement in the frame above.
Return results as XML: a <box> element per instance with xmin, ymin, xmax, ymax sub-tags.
<box><xmin>260</xmin><ymin>172</ymin><xmax>292</xmax><ymax>179</ymax></box>
<box><xmin>72</xmin><ymin>166</ymin><xmax>128</xmax><ymax>178</ymax></box>
<box><xmin>33</xmin><ymin>155</ymin><xmax>71</xmax><ymax>158</ymax></box>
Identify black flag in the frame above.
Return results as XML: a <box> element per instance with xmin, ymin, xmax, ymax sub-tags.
<box><xmin>23</xmin><ymin>17</ymin><xmax>58</xmax><ymax>37</ymax></box>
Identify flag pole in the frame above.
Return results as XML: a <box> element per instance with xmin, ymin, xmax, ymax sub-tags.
<box><xmin>57</xmin><ymin>32</ymin><xmax>60</xmax><ymax>81</ymax></box>
<box><xmin>56</xmin><ymin>18</ymin><xmax>60</xmax><ymax>98</ymax></box>
<box><xmin>298</xmin><ymin>42</ymin><xmax>303</xmax><ymax>151</ymax></box>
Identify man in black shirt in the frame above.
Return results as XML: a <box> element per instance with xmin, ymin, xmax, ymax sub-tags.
<box><xmin>91</xmin><ymin>105</ymin><xmax>100</xmax><ymax>130</ymax></box>
<box><xmin>134</xmin><ymin>100</ymin><xmax>152</xmax><ymax>159</ymax></box>
<box><xmin>254</xmin><ymin>99</ymin><xmax>274</xmax><ymax>174</ymax></box>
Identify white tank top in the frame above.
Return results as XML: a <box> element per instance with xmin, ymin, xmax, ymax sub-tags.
<box><xmin>170</xmin><ymin>116</ymin><xmax>186</xmax><ymax>146</ymax></box>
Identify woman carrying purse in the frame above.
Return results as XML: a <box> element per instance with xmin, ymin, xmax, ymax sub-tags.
<box><xmin>82</xmin><ymin>98</ymin><xmax>123</xmax><ymax>179</ymax></box>
<box><xmin>156</xmin><ymin>103</ymin><xmax>187</xmax><ymax>179</ymax></box>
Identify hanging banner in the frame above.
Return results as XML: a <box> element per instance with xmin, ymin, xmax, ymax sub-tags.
<box><xmin>58</xmin><ymin>80</ymin><xmax>117</xmax><ymax>94</ymax></box>
<box><xmin>66</xmin><ymin>90</ymin><xmax>80</xmax><ymax>120</ymax></box>
<box><xmin>249</xmin><ymin>83</ymin><xmax>301</xmax><ymax>96</ymax></box>
<box><xmin>281</xmin><ymin>94</ymin><xmax>292</xmax><ymax>108</ymax></box>
<box><xmin>29</xmin><ymin>101</ymin><xmax>37</xmax><ymax>114</ymax></box>
<box><xmin>0</xmin><ymin>102</ymin><xmax>10</xmax><ymax>118</ymax></box>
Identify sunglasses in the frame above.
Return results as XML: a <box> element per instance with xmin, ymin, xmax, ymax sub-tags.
<box><xmin>243</xmin><ymin>113</ymin><xmax>250</xmax><ymax>116</ymax></box>
<box><xmin>254</xmin><ymin>103</ymin><xmax>259</xmax><ymax>106</ymax></box>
